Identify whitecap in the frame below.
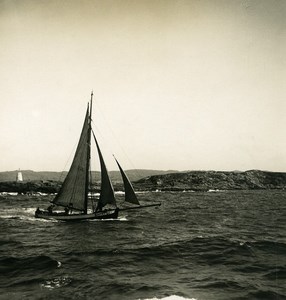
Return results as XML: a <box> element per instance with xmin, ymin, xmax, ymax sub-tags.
<box><xmin>115</xmin><ymin>191</ymin><xmax>125</xmax><ymax>195</ymax></box>
<box><xmin>0</xmin><ymin>215</ymin><xmax>16</xmax><ymax>219</ymax></box>
<box><xmin>138</xmin><ymin>296</ymin><xmax>197</xmax><ymax>300</ymax></box>
<box><xmin>88</xmin><ymin>216</ymin><xmax>128</xmax><ymax>222</ymax></box>
<box><xmin>40</xmin><ymin>276</ymin><xmax>71</xmax><ymax>290</ymax></box>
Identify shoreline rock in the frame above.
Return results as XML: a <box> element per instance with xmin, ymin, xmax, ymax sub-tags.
<box><xmin>134</xmin><ymin>170</ymin><xmax>286</xmax><ymax>192</ymax></box>
<box><xmin>0</xmin><ymin>170</ymin><xmax>285</xmax><ymax>194</ymax></box>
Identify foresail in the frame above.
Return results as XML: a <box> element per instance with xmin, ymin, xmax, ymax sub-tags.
<box><xmin>52</xmin><ymin>107</ymin><xmax>90</xmax><ymax>211</ymax></box>
<box><xmin>92</xmin><ymin>132</ymin><xmax>117</xmax><ymax>210</ymax></box>
<box><xmin>114</xmin><ymin>157</ymin><xmax>140</xmax><ymax>205</ymax></box>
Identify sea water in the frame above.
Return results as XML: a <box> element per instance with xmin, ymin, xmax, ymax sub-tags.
<box><xmin>0</xmin><ymin>190</ymin><xmax>285</xmax><ymax>300</ymax></box>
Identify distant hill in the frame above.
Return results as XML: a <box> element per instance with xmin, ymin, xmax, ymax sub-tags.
<box><xmin>0</xmin><ymin>169</ymin><xmax>285</xmax><ymax>194</ymax></box>
<box><xmin>0</xmin><ymin>169</ymin><xmax>178</xmax><ymax>183</ymax></box>
<box><xmin>0</xmin><ymin>170</ymin><xmax>67</xmax><ymax>182</ymax></box>
<box><xmin>136</xmin><ymin>170</ymin><xmax>286</xmax><ymax>191</ymax></box>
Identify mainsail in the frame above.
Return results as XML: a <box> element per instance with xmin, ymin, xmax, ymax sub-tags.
<box><xmin>52</xmin><ymin>106</ymin><xmax>90</xmax><ymax>211</ymax></box>
<box><xmin>114</xmin><ymin>157</ymin><xmax>140</xmax><ymax>205</ymax></box>
<box><xmin>92</xmin><ymin>131</ymin><xmax>117</xmax><ymax>211</ymax></box>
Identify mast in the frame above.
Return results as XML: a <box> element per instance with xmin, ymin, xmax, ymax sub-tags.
<box><xmin>84</xmin><ymin>91</ymin><xmax>93</xmax><ymax>213</ymax></box>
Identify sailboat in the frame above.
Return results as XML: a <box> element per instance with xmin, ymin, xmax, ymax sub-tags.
<box><xmin>35</xmin><ymin>92</ymin><xmax>160</xmax><ymax>221</ymax></box>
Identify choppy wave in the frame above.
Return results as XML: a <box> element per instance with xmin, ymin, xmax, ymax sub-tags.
<box><xmin>264</xmin><ymin>267</ymin><xmax>286</xmax><ymax>280</ymax></box>
<box><xmin>0</xmin><ymin>255</ymin><xmax>61</xmax><ymax>291</ymax></box>
<box><xmin>0</xmin><ymin>190</ymin><xmax>285</xmax><ymax>300</ymax></box>
<box><xmin>0</xmin><ymin>207</ymin><xmax>57</xmax><ymax>222</ymax></box>
<box><xmin>0</xmin><ymin>255</ymin><xmax>60</xmax><ymax>274</ymax></box>
<box><xmin>244</xmin><ymin>290</ymin><xmax>286</xmax><ymax>300</ymax></box>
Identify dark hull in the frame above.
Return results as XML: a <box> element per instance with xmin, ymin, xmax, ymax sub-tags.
<box><xmin>35</xmin><ymin>208</ymin><xmax>119</xmax><ymax>221</ymax></box>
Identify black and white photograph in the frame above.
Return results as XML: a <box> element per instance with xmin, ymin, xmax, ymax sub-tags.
<box><xmin>0</xmin><ymin>1</ymin><xmax>285</xmax><ymax>299</ymax></box>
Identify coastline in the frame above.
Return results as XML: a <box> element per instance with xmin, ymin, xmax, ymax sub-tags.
<box><xmin>0</xmin><ymin>170</ymin><xmax>285</xmax><ymax>194</ymax></box>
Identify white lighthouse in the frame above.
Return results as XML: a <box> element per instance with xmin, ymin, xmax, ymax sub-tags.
<box><xmin>16</xmin><ymin>169</ymin><xmax>23</xmax><ymax>182</ymax></box>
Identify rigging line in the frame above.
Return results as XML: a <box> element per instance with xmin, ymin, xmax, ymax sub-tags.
<box><xmin>92</xmin><ymin>102</ymin><xmax>143</xmax><ymax>179</ymax></box>
<box><xmin>57</xmin><ymin>140</ymin><xmax>78</xmax><ymax>182</ymax></box>
<box><xmin>93</xmin><ymin>102</ymin><xmax>130</xmax><ymax>157</ymax></box>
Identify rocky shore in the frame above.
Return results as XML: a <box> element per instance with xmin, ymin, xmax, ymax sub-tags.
<box><xmin>0</xmin><ymin>170</ymin><xmax>285</xmax><ymax>194</ymax></box>
<box><xmin>0</xmin><ymin>180</ymin><xmax>61</xmax><ymax>195</ymax></box>
<box><xmin>134</xmin><ymin>170</ymin><xmax>286</xmax><ymax>191</ymax></box>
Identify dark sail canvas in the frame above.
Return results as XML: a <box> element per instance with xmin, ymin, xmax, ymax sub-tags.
<box><xmin>93</xmin><ymin>133</ymin><xmax>117</xmax><ymax>211</ymax></box>
<box><xmin>34</xmin><ymin>93</ymin><xmax>160</xmax><ymax>221</ymax></box>
<box><xmin>114</xmin><ymin>156</ymin><xmax>140</xmax><ymax>205</ymax></box>
<box><xmin>52</xmin><ymin>108</ymin><xmax>90</xmax><ymax>212</ymax></box>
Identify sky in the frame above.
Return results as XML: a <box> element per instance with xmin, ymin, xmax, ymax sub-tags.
<box><xmin>0</xmin><ymin>0</ymin><xmax>285</xmax><ymax>172</ymax></box>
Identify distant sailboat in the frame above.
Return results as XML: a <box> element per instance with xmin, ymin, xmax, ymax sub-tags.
<box><xmin>35</xmin><ymin>92</ymin><xmax>160</xmax><ymax>221</ymax></box>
